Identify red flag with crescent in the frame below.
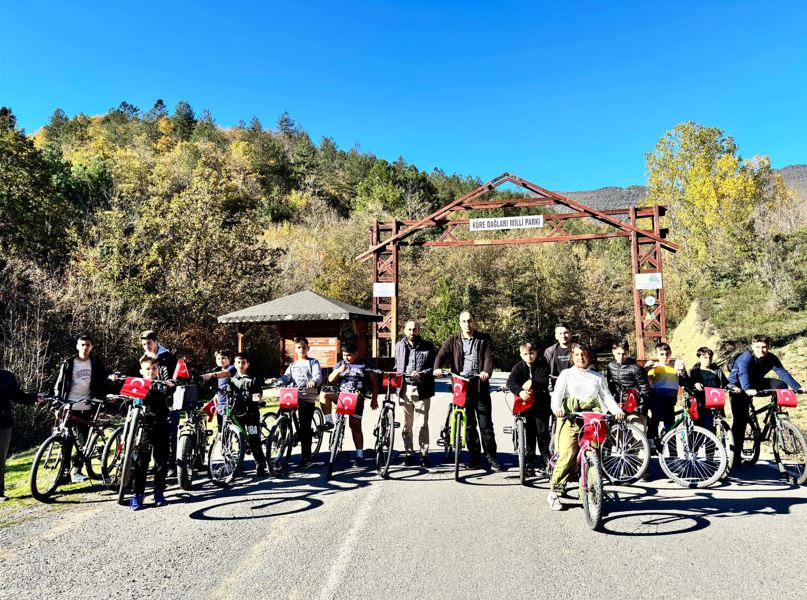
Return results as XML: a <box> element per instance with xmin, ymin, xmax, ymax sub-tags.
<box><xmin>383</xmin><ymin>372</ymin><xmax>403</xmax><ymax>389</ymax></box>
<box><xmin>279</xmin><ymin>388</ymin><xmax>299</xmax><ymax>409</ymax></box>
<box><xmin>704</xmin><ymin>387</ymin><xmax>727</xmax><ymax>409</ymax></box>
<box><xmin>687</xmin><ymin>397</ymin><xmax>699</xmax><ymax>420</ymax></box>
<box><xmin>120</xmin><ymin>377</ymin><xmax>152</xmax><ymax>400</ymax></box>
<box><xmin>512</xmin><ymin>389</ymin><xmax>534</xmax><ymax>414</ymax></box>
<box><xmin>173</xmin><ymin>358</ymin><xmax>190</xmax><ymax>380</ymax></box>
<box><xmin>202</xmin><ymin>398</ymin><xmax>217</xmax><ymax>421</ymax></box>
<box><xmin>624</xmin><ymin>388</ymin><xmax>639</xmax><ymax>413</ymax></box>
<box><xmin>775</xmin><ymin>389</ymin><xmax>798</xmax><ymax>408</ymax></box>
<box><xmin>452</xmin><ymin>375</ymin><xmax>468</xmax><ymax>408</ymax></box>
<box><xmin>336</xmin><ymin>392</ymin><xmax>358</xmax><ymax>415</ymax></box>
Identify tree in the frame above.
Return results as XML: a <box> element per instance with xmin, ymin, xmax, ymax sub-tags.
<box><xmin>172</xmin><ymin>100</ymin><xmax>197</xmax><ymax>141</ymax></box>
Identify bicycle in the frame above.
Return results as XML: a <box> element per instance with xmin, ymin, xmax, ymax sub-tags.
<box><xmin>264</xmin><ymin>385</ymin><xmax>325</xmax><ymax>477</ymax></box>
<box><xmin>547</xmin><ymin>411</ymin><xmax>614</xmax><ymax>531</ymax></box>
<box><xmin>368</xmin><ymin>370</ymin><xmax>419</xmax><ymax>479</ymax></box>
<box><xmin>657</xmin><ymin>392</ymin><xmax>727</xmax><ymax>488</ymax></box>
<box><xmin>693</xmin><ymin>385</ymin><xmax>735</xmax><ymax>481</ymax></box>
<box><xmin>208</xmin><ymin>389</ymin><xmax>268</xmax><ymax>486</ymax></box>
<box><xmin>735</xmin><ymin>387</ymin><xmax>807</xmax><ymax>484</ymax></box>
<box><xmin>174</xmin><ymin>383</ymin><xmax>211</xmax><ymax>491</ymax></box>
<box><xmin>320</xmin><ymin>384</ymin><xmax>363</xmax><ymax>480</ymax></box>
<box><xmin>436</xmin><ymin>374</ymin><xmax>470</xmax><ymax>481</ymax></box>
<box><xmin>599</xmin><ymin>388</ymin><xmax>650</xmax><ymax>484</ymax></box>
<box><xmin>29</xmin><ymin>395</ymin><xmax>119</xmax><ymax>502</ymax></box>
<box><xmin>500</xmin><ymin>386</ymin><xmax>534</xmax><ymax>485</ymax></box>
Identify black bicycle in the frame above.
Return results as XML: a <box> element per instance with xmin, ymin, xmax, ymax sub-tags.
<box><xmin>369</xmin><ymin>370</ymin><xmax>422</xmax><ymax>479</ymax></box>
<box><xmin>265</xmin><ymin>385</ymin><xmax>324</xmax><ymax>476</ymax></box>
<box><xmin>174</xmin><ymin>383</ymin><xmax>209</xmax><ymax>490</ymax></box>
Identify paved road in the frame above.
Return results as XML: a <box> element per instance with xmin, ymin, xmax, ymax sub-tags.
<box><xmin>2</xmin><ymin>373</ymin><xmax>807</xmax><ymax>599</ymax></box>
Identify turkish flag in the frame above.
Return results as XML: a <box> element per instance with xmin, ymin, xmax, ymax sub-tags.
<box><xmin>452</xmin><ymin>375</ymin><xmax>469</xmax><ymax>408</ymax></box>
<box><xmin>512</xmin><ymin>389</ymin><xmax>534</xmax><ymax>414</ymax></box>
<box><xmin>279</xmin><ymin>388</ymin><xmax>299</xmax><ymax>410</ymax></box>
<box><xmin>336</xmin><ymin>392</ymin><xmax>358</xmax><ymax>416</ymax></box>
<box><xmin>687</xmin><ymin>397</ymin><xmax>699</xmax><ymax>420</ymax></box>
<box><xmin>202</xmin><ymin>398</ymin><xmax>217</xmax><ymax>421</ymax></box>
<box><xmin>120</xmin><ymin>377</ymin><xmax>152</xmax><ymax>400</ymax></box>
<box><xmin>383</xmin><ymin>372</ymin><xmax>403</xmax><ymax>389</ymax></box>
<box><xmin>704</xmin><ymin>387</ymin><xmax>727</xmax><ymax>409</ymax></box>
<box><xmin>173</xmin><ymin>358</ymin><xmax>190</xmax><ymax>380</ymax></box>
<box><xmin>624</xmin><ymin>388</ymin><xmax>639</xmax><ymax>413</ymax></box>
<box><xmin>775</xmin><ymin>389</ymin><xmax>798</xmax><ymax>408</ymax></box>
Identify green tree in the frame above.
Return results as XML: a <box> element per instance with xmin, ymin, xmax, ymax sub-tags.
<box><xmin>172</xmin><ymin>100</ymin><xmax>197</xmax><ymax>141</ymax></box>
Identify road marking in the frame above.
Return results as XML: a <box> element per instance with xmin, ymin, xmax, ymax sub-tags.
<box><xmin>318</xmin><ymin>482</ymin><xmax>381</xmax><ymax>600</ymax></box>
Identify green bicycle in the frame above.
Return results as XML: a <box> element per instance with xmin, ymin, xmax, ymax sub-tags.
<box><xmin>437</xmin><ymin>374</ymin><xmax>469</xmax><ymax>481</ymax></box>
<box><xmin>207</xmin><ymin>390</ymin><xmax>265</xmax><ymax>486</ymax></box>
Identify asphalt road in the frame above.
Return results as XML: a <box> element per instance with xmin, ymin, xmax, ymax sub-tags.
<box><xmin>2</xmin><ymin>373</ymin><xmax>807</xmax><ymax>600</ymax></box>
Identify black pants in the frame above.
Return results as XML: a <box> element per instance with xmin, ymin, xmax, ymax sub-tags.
<box><xmin>730</xmin><ymin>378</ymin><xmax>786</xmax><ymax>467</ymax></box>
<box><xmin>240</xmin><ymin>408</ymin><xmax>266</xmax><ymax>468</ymax></box>
<box><xmin>297</xmin><ymin>401</ymin><xmax>316</xmax><ymax>460</ymax></box>
<box><xmin>525</xmin><ymin>406</ymin><xmax>551</xmax><ymax>465</ymax></box>
<box><xmin>63</xmin><ymin>409</ymin><xmax>91</xmax><ymax>471</ymax></box>
<box><xmin>133</xmin><ymin>423</ymin><xmax>169</xmax><ymax>496</ymax></box>
<box><xmin>647</xmin><ymin>395</ymin><xmax>676</xmax><ymax>442</ymax></box>
<box><xmin>465</xmin><ymin>382</ymin><xmax>497</xmax><ymax>460</ymax></box>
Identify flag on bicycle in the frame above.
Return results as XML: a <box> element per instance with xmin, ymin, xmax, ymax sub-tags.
<box><xmin>336</xmin><ymin>392</ymin><xmax>358</xmax><ymax>415</ymax></box>
<box><xmin>279</xmin><ymin>387</ymin><xmax>299</xmax><ymax>409</ymax></box>
<box><xmin>704</xmin><ymin>387</ymin><xmax>727</xmax><ymax>409</ymax></box>
<box><xmin>775</xmin><ymin>389</ymin><xmax>798</xmax><ymax>407</ymax></box>
<box><xmin>452</xmin><ymin>375</ymin><xmax>469</xmax><ymax>407</ymax></box>
<box><xmin>687</xmin><ymin>397</ymin><xmax>699</xmax><ymax>420</ymax></box>
<box><xmin>173</xmin><ymin>358</ymin><xmax>190</xmax><ymax>380</ymax></box>
<box><xmin>120</xmin><ymin>377</ymin><xmax>152</xmax><ymax>400</ymax></box>
<box><xmin>624</xmin><ymin>388</ymin><xmax>639</xmax><ymax>413</ymax></box>
<box><xmin>512</xmin><ymin>389</ymin><xmax>534</xmax><ymax>413</ymax></box>
<box><xmin>202</xmin><ymin>398</ymin><xmax>217</xmax><ymax>421</ymax></box>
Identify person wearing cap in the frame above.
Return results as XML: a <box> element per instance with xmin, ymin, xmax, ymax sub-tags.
<box><xmin>140</xmin><ymin>330</ymin><xmax>180</xmax><ymax>477</ymax></box>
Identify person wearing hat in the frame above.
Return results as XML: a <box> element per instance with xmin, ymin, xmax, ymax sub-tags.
<box><xmin>140</xmin><ymin>330</ymin><xmax>180</xmax><ymax>477</ymax></box>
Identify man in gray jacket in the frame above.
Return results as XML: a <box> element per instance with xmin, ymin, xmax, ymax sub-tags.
<box><xmin>395</xmin><ymin>321</ymin><xmax>436</xmax><ymax>468</ymax></box>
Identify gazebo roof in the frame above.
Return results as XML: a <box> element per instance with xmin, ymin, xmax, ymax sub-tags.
<box><xmin>217</xmin><ymin>289</ymin><xmax>381</xmax><ymax>324</ymax></box>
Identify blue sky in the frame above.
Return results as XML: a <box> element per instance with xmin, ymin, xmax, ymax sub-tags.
<box><xmin>2</xmin><ymin>0</ymin><xmax>805</xmax><ymax>189</ymax></box>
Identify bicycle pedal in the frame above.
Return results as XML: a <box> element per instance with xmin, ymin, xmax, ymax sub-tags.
<box><xmin>503</xmin><ymin>426</ymin><xmax>513</xmax><ymax>434</ymax></box>
<box><xmin>436</xmin><ymin>439</ymin><xmax>446</xmax><ymax>447</ymax></box>
<box><xmin>394</xmin><ymin>422</ymin><xmax>401</xmax><ymax>428</ymax></box>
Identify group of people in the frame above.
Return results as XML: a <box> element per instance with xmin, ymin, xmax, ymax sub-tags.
<box><xmin>0</xmin><ymin>315</ymin><xmax>803</xmax><ymax>515</ymax></box>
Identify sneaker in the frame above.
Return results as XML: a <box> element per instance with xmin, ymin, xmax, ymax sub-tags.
<box><xmin>166</xmin><ymin>467</ymin><xmax>177</xmax><ymax>479</ymax></box>
<box><xmin>546</xmin><ymin>492</ymin><xmax>563</xmax><ymax>511</ymax></box>
<box><xmin>465</xmin><ymin>457</ymin><xmax>483</xmax><ymax>470</ymax></box>
<box><xmin>71</xmin><ymin>472</ymin><xmax>88</xmax><ymax>483</ymax></box>
<box><xmin>404</xmin><ymin>454</ymin><xmax>416</xmax><ymax>467</ymax></box>
<box><xmin>322</xmin><ymin>421</ymin><xmax>334</xmax><ymax>432</ymax></box>
<box><xmin>524</xmin><ymin>465</ymin><xmax>536</xmax><ymax>478</ymax></box>
<box><xmin>419</xmin><ymin>454</ymin><xmax>430</xmax><ymax>468</ymax></box>
<box><xmin>154</xmin><ymin>492</ymin><xmax>168</xmax><ymax>508</ymax></box>
<box><xmin>129</xmin><ymin>494</ymin><xmax>145</xmax><ymax>511</ymax></box>
<box><xmin>487</xmin><ymin>457</ymin><xmax>505</xmax><ymax>472</ymax></box>
<box><xmin>255</xmin><ymin>466</ymin><xmax>268</xmax><ymax>478</ymax></box>
<box><xmin>354</xmin><ymin>455</ymin><xmax>365</xmax><ymax>468</ymax></box>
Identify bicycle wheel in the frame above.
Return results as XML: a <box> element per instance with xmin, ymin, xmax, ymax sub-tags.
<box><xmin>454</xmin><ymin>411</ymin><xmax>463</xmax><ymax>481</ymax></box>
<box><xmin>85</xmin><ymin>425</ymin><xmax>115</xmax><ymax>480</ymax></box>
<box><xmin>741</xmin><ymin>419</ymin><xmax>761</xmax><ymax>465</ymax></box>
<box><xmin>266</xmin><ymin>416</ymin><xmax>293</xmax><ymax>477</ymax></box>
<box><xmin>376</xmin><ymin>407</ymin><xmax>395</xmax><ymax>479</ymax></box>
<box><xmin>177</xmin><ymin>433</ymin><xmax>196</xmax><ymax>491</ymax></box>
<box><xmin>311</xmin><ymin>407</ymin><xmax>325</xmax><ymax>457</ymax></box>
<box><xmin>118</xmin><ymin>409</ymin><xmax>141</xmax><ymax>505</ymax></box>
<box><xmin>100</xmin><ymin>426</ymin><xmax>124</xmax><ymax>490</ymax></box>
<box><xmin>581</xmin><ymin>451</ymin><xmax>604</xmax><ymax>531</ymax></box>
<box><xmin>716</xmin><ymin>419</ymin><xmax>735</xmax><ymax>480</ymax></box>
<box><xmin>516</xmin><ymin>418</ymin><xmax>526</xmax><ymax>485</ymax></box>
<box><xmin>774</xmin><ymin>418</ymin><xmax>807</xmax><ymax>485</ymax></box>
<box><xmin>659</xmin><ymin>424</ymin><xmax>726</xmax><ymax>488</ymax></box>
<box><xmin>327</xmin><ymin>418</ymin><xmax>345</xmax><ymax>480</ymax></box>
<box><xmin>208</xmin><ymin>424</ymin><xmax>246</xmax><ymax>486</ymax></box>
<box><xmin>30</xmin><ymin>435</ymin><xmax>66</xmax><ymax>502</ymax></box>
<box><xmin>601</xmin><ymin>422</ymin><xmax>650</xmax><ymax>484</ymax></box>
<box><xmin>260</xmin><ymin>411</ymin><xmax>279</xmax><ymax>441</ymax></box>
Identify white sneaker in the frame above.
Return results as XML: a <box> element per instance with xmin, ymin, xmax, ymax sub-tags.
<box><xmin>71</xmin><ymin>472</ymin><xmax>87</xmax><ymax>483</ymax></box>
<box><xmin>546</xmin><ymin>492</ymin><xmax>563</xmax><ymax>511</ymax></box>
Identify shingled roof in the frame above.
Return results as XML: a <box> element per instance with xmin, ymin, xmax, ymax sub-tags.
<box><xmin>217</xmin><ymin>289</ymin><xmax>381</xmax><ymax>324</ymax></box>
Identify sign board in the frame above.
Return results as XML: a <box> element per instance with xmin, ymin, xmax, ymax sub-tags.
<box><xmin>635</xmin><ymin>272</ymin><xmax>663</xmax><ymax>290</ymax></box>
<box><xmin>469</xmin><ymin>215</ymin><xmax>544</xmax><ymax>232</ymax></box>
<box><xmin>373</xmin><ymin>282</ymin><xmax>397</xmax><ymax>297</ymax></box>
<box><xmin>305</xmin><ymin>337</ymin><xmax>341</xmax><ymax>368</ymax></box>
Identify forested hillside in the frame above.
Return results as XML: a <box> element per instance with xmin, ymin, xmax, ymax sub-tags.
<box><xmin>1</xmin><ymin>101</ymin><xmax>806</xmax><ymax>446</ymax></box>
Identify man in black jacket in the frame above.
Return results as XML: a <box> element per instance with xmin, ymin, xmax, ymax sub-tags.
<box><xmin>394</xmin><ymin>320</ymin><xmax>436</xmax><ymax>467</ymax></box>
<box><xmin>1</xmin><ymin>369</ymin><xmax>42</xmax><ymax>501</ymax></box>
<box><xmin>543</xmin><ymin>323</ymin><xmax>573</xmax><ymax>392</ymax></box>
<box><xmin>434</xmin><ymin>310</ymin><xmax>502</xmax><ymax>471</ymax></box>
<box><xmin>53</xmin><ymin>334</ymin><xmax>109</xmax><ymax>482</ymax></box>
<box><xmin>605</xmin><ymin>341</ymin><xmax>650</xmax><ymax>421</ymax></box>
<box><xmin>140</xmin><ymin>329</ymin><xmax>179</xmax><ymax>477</ymax></box>
<box><xmin>506</xmin><ymin>341</ymin><xmax>551</xmax><ymax>476</ymax></box>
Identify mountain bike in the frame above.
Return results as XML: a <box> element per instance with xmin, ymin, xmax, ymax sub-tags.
<box><xmin>29</xmin><ymin>395</ymin><xmax>119</xmax><ymax>502</ymax></box>
<box><xmin>735</xmin><ymin>388</ymin><xmax>807</xmax><ymax>484</ymax></box>
<box><xmin>437</xmin><ymin>374</ymin><xmax>470</xmax><ymax>481</ymax></box>
<box><xmin>175</xmin><ymin>384</ymin><xmax>211</xmax><ymax>491</ymax></box>
<box><xmin>692</xmin><ymin>385</ymin><xmax>735</xmax><ymax>480</ymax></box>
<box><xmin>321</xmin><ymin>384</ymin><xmax>364</xmax><ymax>480</ymax></box>
<box><xmin>599</xmin><ymin>388</ymin><xmax>650</xmax><ymax>484</ymax></box>
<box><xmin>657</xmin><ymin>393</ymin><xmax>727</xmax><ymax>488</ymax></box>
<box><xmin>369</xmin><ymin>370</ymin><xmax>420</xmax><ymax>479</ymax></box>
<box><xmin>501</xmin><ymin>387</ymin><xmax>533</xmax><ymax>485</ymax></box>
<box><xmin>265</xmin><ymin>385</ymin><xmax>325</xmax><ymax>477</ymax></box>
<box><xmin>208</xmin><ymin>390</ymin><xmax>267</xmax><ymax>486</ymax></box>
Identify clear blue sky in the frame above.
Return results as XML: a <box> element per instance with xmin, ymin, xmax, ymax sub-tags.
<box><xmin>2</xmin><ymin>0</ymin><xmax>805</xmax><ymax>190</ymax></box>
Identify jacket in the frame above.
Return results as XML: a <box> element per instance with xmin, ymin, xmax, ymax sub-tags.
<box><xmin>605</xmin><ymin>358</ymin><xmax>650</xmax><ymax>406</ymax></box>
<box><xmin>54</xmin><ymin>354</ymin><xmax>109</xmax><ymax>402</ymax></box>
<box><xmin>155</xmin><ymin>346</ymin><xmax>178</xmax><ymax>382</ymax></box>
<box><xmin>506</xmin><ymin>358</ymin><xmax>551</xmax><ymax>413</ymax></box>
<box><xmin>434</xmin><ymin>331</ymin><xmax>494</xmax><ymax>377</ymax></box>
<box><xmin>728</xmin><ymin>350</ymin><xmax>801</xmax><ymax>391</ymax></box>
<box><xmin>0</xmin><ymin>370</ymin><xmax>37</xmax><ymax>429</ymax></box>
<box><xmin>544</xmin><ymin>342</ymin><xmax>572</xmax><ymax>379</ymax></box>
<box><xmin>689</xmin><ymin>363</ymin><xmax>728</xmax><ymax>390</ymax></box>
<box><xmin>395</xmin><ymin>337</ymin><xmax>436</xmax><ymax>398</ymax></box>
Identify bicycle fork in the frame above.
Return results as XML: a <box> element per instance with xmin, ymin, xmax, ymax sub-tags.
<box><xmin>449</xmin><ymin>408</ymin><xmax>466</xmax><ymax>449</ymax></box>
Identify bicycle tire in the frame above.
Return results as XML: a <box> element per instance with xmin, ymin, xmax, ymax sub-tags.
<box><xmin>775</xmin><ymin>418</ymin><xmax>807</xmax><ymax>485</ymax></box>
<box><xmin>100</xmin><ymin>426</ymin><xmax>124</xmax><ymax>489</ymax></box>
<box><xmin>208</xmin><ymin>424</ymin><xmax>246</xmax><ymax>486</ymax></box>
<box><xmin>266</xmin><ymin>416</ymin><xmax>292</xmax><ymax>477</ymax></box>
<box><xmin>659</xmin><ymin>424</ymin><xmax>726</xmax><ymax>488</ymax></box>
<box><xmin>516</xmin><ymin>418</ymin><xmax>526</xmax><ymax>485</ymax></box>
<box><xmin>118</xmin><ymin>407</ymin><xmax>141</xmax><ymax>505</ymax></box>
<box><xmin>716</xmin><ymin>418</ymin><xmax>735</xmax><ymax>480</ymax></box>
<box><xmin>30</xmin><ymin>434</ymin><xmax>66</xmax><ymax>502</ymax></box>
<box><xmin>581</xmin><ymin>451</ymin><xmax>604</xmax><ymax>531</ymax></box>
<box><xmin>377</xmin><ymin>407</ymin><xmax>394</xmax><ymax>479</ymax></box>
<box><xmin>311</xmin><ymin>407</ymin><xmax>325</xmax><ymax>457</ymax></box>
<box><xmin>601</xmin><ymin>421</ymin><xmax>650</xmax><ymax>484</ymax></box>
<box><xmin>327</xmin><ymin>417</ymin><xmax>345</xmax><ymax>480</ymax></box>
<box><xmin>177</xmin><ymin>433</ymin><xmax>195</xmax><ymax>491</ymax></box>
<box><xmin>741</xmin><ymin>418</ymin><xmax>761</xmax><ymax>466</ymax></box>
<box><xmin>454</xmin><ymin>411</ymin><xmax>463</xmax><ymax>482</ymax></box>
<box><xmin>84</xmin><ymin>426</ymin><xmax>114</xmax><ymax>480</ymax></box>
<box><xmin>260</xmin><ymin>411</ymin><xmax>279</xmax><ymax>441</ymax></box>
